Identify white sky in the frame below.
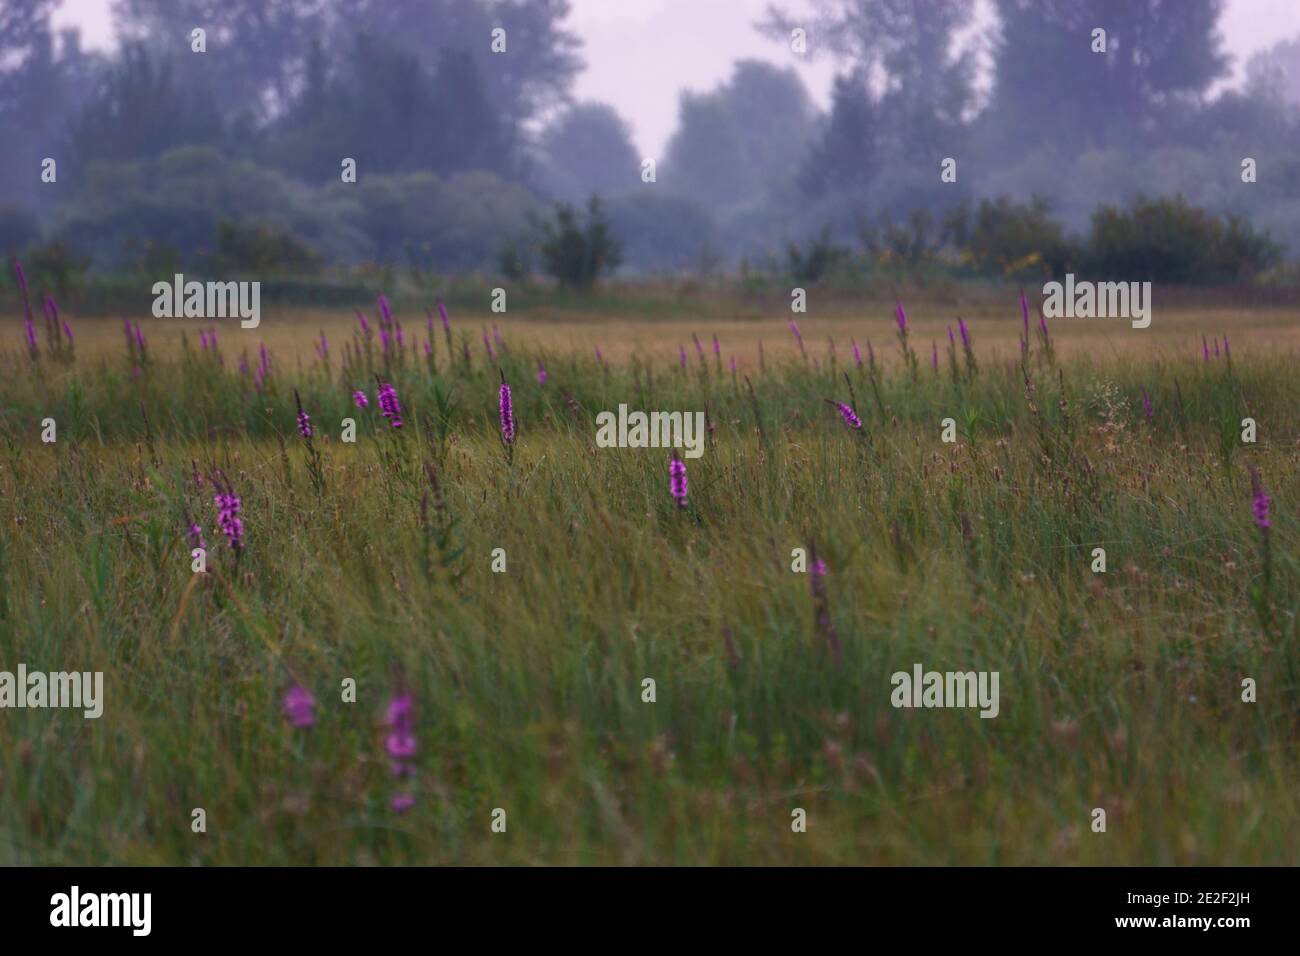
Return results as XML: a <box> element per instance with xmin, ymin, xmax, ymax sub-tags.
<box><xmin>52</xmin><ymin>0</ymin><xmax>1300</xmax><ymax>156</ymax></box>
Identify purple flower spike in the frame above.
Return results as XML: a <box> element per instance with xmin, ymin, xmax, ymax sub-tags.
<box><xmin>537</xmin><ymin>360</ymin><xmax>548</xmax><ymax>385</ymax></box>
<box><xmin>958</xmin><ymin>317</ymin><xmax>970</xmax><ymax>350</ymax></box>
<box><xmin>669</xmin><ymin>452</ymin><xmax>688</xmax><ymax>508</ymax></box>
<box><xmin>827</xmin><ymin>400</ymin><xmax>862</xmax><ymax>430</ymax></box>
<box><xmin>1249</xmin><ymin>465</ymin><xmax>1271</xmax><ymax>531</ymax></box>
<box><xmin>895</xmin><ymin>302</ymin><xmax>908</xmax><ymax>334</ymax></box>
<box><xmin>852</xmin><ymin>338</ymin><xmax>863</xmax><ymax>367</ymax></box>
<box><xmin>499</xmin><ymin>376</ymin><xmax>516</xmax><ymax>444</ymax></box>
<box><xmin>378</xmin><ymin>380</ymin><xmax>403</xmax><ymax>428</ymax></box>
<box><xmin>283</xmin><ymin>684</ymin><xmax>316</xmax><ymax>728</ymax></box>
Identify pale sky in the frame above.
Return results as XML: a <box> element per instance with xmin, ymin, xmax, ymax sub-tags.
<box><xmin>52</xmin><ymin>0</ymin><xmax>1300</xmax><ymax>156</ymax></box>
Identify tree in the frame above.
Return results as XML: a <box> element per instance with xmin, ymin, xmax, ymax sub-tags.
<box><xmin>800</xmin><ymin>70</ymin><xmax>876</xmax><ymax>197</ymax></box>
<box><xmin>984</xmin><ymin>0</ymin><xmax>1230</xmax><ymax>151</ymax></box>
<box><xmin>664</xmin><ymin>60</ymin><xmax>817</xmax><ymax>207</ymax></box>
<box><xmin>762</xmin><ymin>0</ymin><xmax>977</xmax><ymax>159</ymax></box>
<box><xmin>65</xmin><ymin>43</ymin><xmax>223</xmax><ymax>174</ymax></box>
<box><xmin>112</xmin><ymin>0</ymin><xmax>331</xmax><ymax>126</ymax></box>
<box><xmin>537</xmin><ymin>197</ymin><xmax>622</xmax><ymax>289</ymax></box>
<box><xmin>342</xmin><ymin>0</ymin><xmax>582</xmax><ymax>130</ymax></box>
<box><xmin>539</xmin><ymin>102</ymin><xmax>640</xmax><ymax>202</ymax></box>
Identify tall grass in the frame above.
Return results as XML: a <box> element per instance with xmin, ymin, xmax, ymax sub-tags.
<box><xmin>0</xmin><ymin>315</ymin><xmax>1295</xmax><ymax>864</ymax></box>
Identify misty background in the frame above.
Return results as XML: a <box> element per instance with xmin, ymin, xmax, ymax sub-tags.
<box><xmin>4</xmin><ymin>0</ymin><xmax>1300</xmax><ymax>295</ymax></box>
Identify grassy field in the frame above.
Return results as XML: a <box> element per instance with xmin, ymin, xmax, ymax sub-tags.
<box><xmin>0</xmin><ymin>294</ymin><xmax>1296</xmax><ymax>865</ymax></box>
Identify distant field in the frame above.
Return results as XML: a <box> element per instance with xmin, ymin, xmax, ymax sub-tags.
<box><xmin>42</xmin><ymin>295</ymin><xmax>1300</xmax><ymax>373</ymax></box>
<box><xmin>1</xmin><ymin>288</ymin><xmax>1296</xmax><ymax>864</ymax></box>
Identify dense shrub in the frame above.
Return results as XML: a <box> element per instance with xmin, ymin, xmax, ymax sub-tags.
<box><xmin>537</xmin><ymin>198</ymin><xmax>623</xmax><ymax>290</ymax></box>
<box><xmin>1085</xmin><ymin>194</ymin><xmax>1283</xmax><ymax>283</ymax></box>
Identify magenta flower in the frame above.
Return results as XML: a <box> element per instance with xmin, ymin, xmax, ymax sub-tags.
<box><xmin>1249</xmin><ymin>466</ymin><xmax>1271</xmax><ymax>531</ymax></box>
<box><xmin>297</xmin><ymin>409</ymin><xmax>312</xmax><ymax>438</ymax></box>
<box><xmin>283</xmin><ymin>684</ymin><xmax>316</xmax><ymax>729</ymax></box>
<box><xmin>352</xmin><ymin>389</ymin><xmax>368</xmax><ymax>408</ymax></box>
<box><xmin>61</xmin><ymin>320</ymin><xmax>73</xmax><ymax>343</ymax></box>
<box><xmin>356</xmin><ymin>310</ymin><xmax>370</xmax><ymax>335</ymax></box>
<box><xmin>851</xmin><ymin>338</ymin><xmax>863</xmax><ymax>367</ymax></box>
<box><xmin>1202</xmin><ymin>336</ymin><xmax>1209</xmax><ymax>361</ymax></box>
<box><xmin>199</xmin><ymin>328</ymin><xmax>209</xmax><ymax>349</ymax></box>
<box><xmin>789</xmin><ymin>319</ymin><xmax>804</xmax><ymax>352</ymax></box>
<box><xmin>669</xmin><ymin>452</ymin><xmax>688</xmax><ymax>508</ymax></box>
<box><xmin>826</xmin><ymin>400</ymin><xmax>862</xmax><ymax>430</ymax></box>
<box><xmin>1223</xmin><ymin>336</ymin><xmax>1231</xmax><ymax>358</ymax></box>
<box><xmin>894</xmin><ymin>302</ymin><xmax>908</xmax><ymax>334</ymax></box>
<box><xmin>499</xmin><ymin>375</ymin><xmax>516</xmax><ymax>445</ymax></box>
<box><xmin>212</xmin><ymin>475</ymin><xmax>245</xmax><ymax>554</ymax></box>
<box><xmin>537</xmin><ymin>360</ymin><xmax>548</xmax><ymax>385</ymax></box>
<box><xmin>384</xmin><ymin>693</ymin><xmax>417</xmax><ymax>809</ymax></box>
<box><xmin>595</xmin><ymin>346</ymin><xmax>605</xmax><ymax>366</ymax></box>
<box><xmin>378</xmin><ymin>380</ymin><xmax>403</xmax><ymax>428</ymax></box>
<box><xmin>958</xmin><ymin>317</ymin><xmax>970</xmax><ymax>350</ymax></box>
<box><xmin>378</xmin><ymin>293</ymin><xmax>392</xmax><ymax>327</ymax></box>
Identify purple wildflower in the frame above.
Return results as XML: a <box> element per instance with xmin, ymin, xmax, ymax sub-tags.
<box><xmin>790</xmin><ymin>319</ymin><xmax>804</xmax><ymax>353</ymax></box>
<box><xmin>1223</xmin><ymin>336</ymin><xmax>1230</xmax><ymax>358</ymax></box>
<box><xmin>958</xmin><ymin>317</ymin><xmax>970</xmax><ymax>350</ymax></box>
<box><xmin>852</xmin><ymin>338</ymin><xmax>863</xmax><ymax>367</ymax></box>
<box><xmin>213</xmin><ymin>477</ymin><xmax>245</xmax><ymax>554</ymax></box>
<box><xmin>378</xmin><ymin>293</ymin><xmax>392</xmax><ymax>327</ymax></box>
<box><xmin>895</xmin><ymin>301</ymin><xmax>908</xmax><ymax>334</ymax></box>
<box><xmin>61</xmin><ymin>320</ymin><xmax>73</xmax><ymax>343</ymax></box>
<box><xmin>669</xmin><ymin>452</ymin><xmax>688</xmax><ymax>508</ymax></box>
<box><xmin>1141</xmin><ymin>389</ymin><xmax>1153</xmax><ymax>421</ymax></box>
<box><xmin>1202</xmin><ymin>336</ymin><xmax>1209</xmax><ymax>361</ymax></box>
<box><xmin>499</xmin><ymin>375</ymin><xmax>516</xmax><ymax>444</ymax></box>
<box><xmin>537</xmin><ymin>360</ymin><xmax>548</xmax><ymax>385</ymax></box>
<box><xmin>356</xmin><ymin>310</ymin><xmax>370</xmax><ymax>335</ymax></box>
<box><xmin>827</xmin><ymin>399</ymin><xmax>862</xmax><ymax>430</ymax></box>
<box><xmin>353</xmin><ymin>389</ymin><xmax>369</xmax><ymax>408</ymax></box>
<box><xmin>1249</xmin><ymin>465</ymin><xmax>1271</xmax><ymax>531</ymax></box>
<box><xmin>283</xmin><ymin>684</ymin><xmax>316</xmax><ymax>729</ymax></box>
<box><xmin>296</xmin><ymin>409</ymin><xmax>312</xmax><ymax>439</ymax></box>
<box><xmin>712</xmin><ymin>334</ymin><xmax>720</xmax><ymax>357</ymax></box>
<box><xmin>384</xmin><ymin>693</ymin><xmax>417</xmax><ymax>809</ymax></box>
<box><xmin>378</xmin><ymin>380</ymin><xmax>403</xmax><ymax>428</ymax></box>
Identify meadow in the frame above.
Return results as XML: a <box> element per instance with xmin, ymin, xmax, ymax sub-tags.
<box><xmin>0</xmin><ymin>287</ymin><xmax>1296</xmax><ymax>865</ymax></box>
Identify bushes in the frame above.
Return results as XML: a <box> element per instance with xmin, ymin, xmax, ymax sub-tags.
<box><xmin>1085</xmin><ymin>194</ymin><xmax>1283</xmax><ymax>283</ymax></box>
<box><xmin>946</xmin><ymin>197</ymin><xmax>1074</xmax><ymax>279</ymax></box>
<box><xmin>537</xmin><ymin>197</ymin><xmax>623</xmax><ymax>290</ymax></box>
